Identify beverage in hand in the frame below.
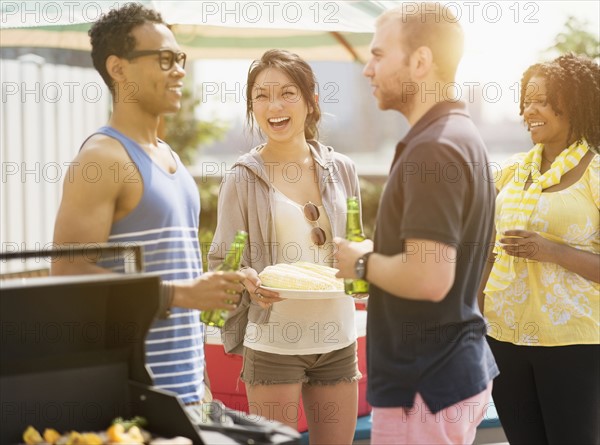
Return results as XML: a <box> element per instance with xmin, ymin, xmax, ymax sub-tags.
<box><xmin>200</xmin><ymin>230</ymin><xmax>248</xmax><ymax>328</ymax></box>
<box><xmin>344</xmin><ymin>197</ymin><xmax>369</xmax><ymax>295</ymax></box>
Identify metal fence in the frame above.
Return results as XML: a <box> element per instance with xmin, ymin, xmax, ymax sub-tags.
<box><xmin>1</xmin><ymin>56</ymin><xmax>110</xmax><ymax>273</ymax></box>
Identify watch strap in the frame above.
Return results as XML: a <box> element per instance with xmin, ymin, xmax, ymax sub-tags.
<box><xmin>359</xmin><ymin>252</ymin><xmax>373</xmax><ymax>280</ymax></box>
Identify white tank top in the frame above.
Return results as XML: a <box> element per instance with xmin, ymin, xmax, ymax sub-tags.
<box><xmin>244</xmin><ymin>187</ymin><xmax>357</xmax><ymax>355</ymax></box>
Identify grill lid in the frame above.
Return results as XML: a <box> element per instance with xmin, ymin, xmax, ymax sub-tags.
<box><xmin>0</xmin><ymin>274</ymin><xmax>204</xmax><ymax>444</ymax></box>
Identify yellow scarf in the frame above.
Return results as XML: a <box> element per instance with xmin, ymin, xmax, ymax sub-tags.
<box><xmin>486</xmin><ymin>140</ymin><xmax>590</xmax><ymax>293</ymax></box>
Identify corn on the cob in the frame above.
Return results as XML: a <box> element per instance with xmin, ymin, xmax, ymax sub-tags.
<box><xmin>259</xmin><ymin>262</ymin><xmax>343</xmax><ymax>291</ymax></box>
<box><xmin>280</xmin><ymin>263</ymin><xmax>341</xmax><ymax>285</ymax></box>
<box><xmin>293</xmin><ymin>261</ymin><xmax>340</xmax><ymax>279</ymax></box>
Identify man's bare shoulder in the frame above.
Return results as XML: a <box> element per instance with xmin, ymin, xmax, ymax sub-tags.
<box><xmin>63</xmin><ymin>133</ymin><xmax>139</xmax><ymax>192</ymax></box>
<box><xmin>76</xmin><ymin>133</ymin><xmax>130</xmax><ymax>164</ymax></box>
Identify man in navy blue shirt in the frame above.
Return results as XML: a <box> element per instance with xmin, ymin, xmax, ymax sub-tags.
<box><xmin>335</xmin><ymin>3</ymin><xmax>498</xmax><ymax>443</ymax></box>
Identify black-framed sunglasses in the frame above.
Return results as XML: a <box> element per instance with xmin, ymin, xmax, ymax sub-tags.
<box><xmin>303</xmin><ymin>202</ymin><xmax>326</xmax><ymax>247</ymax></box>
<box><xmin>125</xmin><ymin>49</ymin><xmax>187</xmax><ymax>71</ymax></box>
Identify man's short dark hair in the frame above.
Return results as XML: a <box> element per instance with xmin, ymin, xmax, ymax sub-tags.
<box><xmin>89</xmin><ymin>2</ymin><xmax>165</xmax><ymax>89</ymax></box>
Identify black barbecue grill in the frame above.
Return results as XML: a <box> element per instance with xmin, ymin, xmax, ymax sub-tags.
<box><xmin>0</xmin><ymin>247</ymin><xmax>299</xmax><ymax>445</ymax></box>
<box><xmin>0</xmin><ymin>273</ymin><xmax>208</xmax><ymax>443</ymax></box>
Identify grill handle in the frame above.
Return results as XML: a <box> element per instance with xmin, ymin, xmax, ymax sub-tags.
<box><xmin>0</xmin><ymin>243</ymin><xmax>144</xmax><ymax>274</ymax></box>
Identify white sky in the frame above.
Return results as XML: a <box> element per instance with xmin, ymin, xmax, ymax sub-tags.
<box><xmin>196</xmin><ymin>1</ymin><xmax>600</xmax><ymax>125</ymax></box>
<box><xmin>457</xmin><ymin>0</ymin><xmax>599</xmax><ymax>121</ymax></box>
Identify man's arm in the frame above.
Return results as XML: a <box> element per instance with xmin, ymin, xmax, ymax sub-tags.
<box><xmin>366</xmin><ymin>239</ymin><xmax>455</xmax><ymax>302</ymax></box>
<box><xmin>52</xmin><ymin>136</ymin><xmax>125</xmax><ymax>275</ymax></box>
<box><xmin>52</xmin><ymin>136</ymin><xmax>246</xmax><ymax>312</ymax></box>
<box><xmin>335</xmin><ymin>238</ymin><xmax>456</xmax><ymax>302</ymax></box>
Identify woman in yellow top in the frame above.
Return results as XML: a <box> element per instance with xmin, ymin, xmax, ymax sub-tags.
<box><xmin>480</xmin><ymin>53</ymin><xmax>599</xmax><ymax>444</ymax></box>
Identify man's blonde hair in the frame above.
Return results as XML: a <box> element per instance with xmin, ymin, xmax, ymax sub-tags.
<box><xmin>377</xmin><ymin>2</ymin><xmax>464</xmax><ymax>82</ymax></box>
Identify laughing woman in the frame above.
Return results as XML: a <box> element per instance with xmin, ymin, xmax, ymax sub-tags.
<box><xmin>480</xmin><ymin>53</ymin><xmax>599</xmax><ymax>444</ymax></box>
<box><xmin>208</xmin><ymin>49</ymin><xmax>362</xmax><ymax>444</ymax></box>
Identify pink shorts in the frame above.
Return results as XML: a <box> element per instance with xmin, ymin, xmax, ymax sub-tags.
<box><xmin>371</xmin><ymin>383</ymin><xmax>493</xmax><ymax>445</ymax></box>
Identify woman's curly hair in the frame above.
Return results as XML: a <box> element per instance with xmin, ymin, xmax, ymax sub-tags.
<box><xmin>519</xmin><ymin>53</ymin><xmax>600</xmax><ymax>152</ymax></box>
<box><xmin>88</xmin><ymin>3</ymin><xmax>165</xmax><ymax>89</ymax></box>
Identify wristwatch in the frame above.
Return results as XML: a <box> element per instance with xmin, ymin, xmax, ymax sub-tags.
<box><xmin>355</xmin><ymin>252</ymin><xmax>373</xmax><ymax>280</ymax></box>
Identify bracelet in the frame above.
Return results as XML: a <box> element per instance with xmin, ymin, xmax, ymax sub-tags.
<box><xmin>158</xmin><ymin>280</ymin><xmax>174</xmax><ymax>319</ymax></box>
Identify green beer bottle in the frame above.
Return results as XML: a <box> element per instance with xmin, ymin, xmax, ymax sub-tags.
<box><xmin>200</xmin><ymin>230</ymin><xmax>248</xmax><ymax>328</ymax></box>
<box><xmin>344</xmin><ymin>197</ymin><xmax>369</xmax><ymax>295</ymax></box>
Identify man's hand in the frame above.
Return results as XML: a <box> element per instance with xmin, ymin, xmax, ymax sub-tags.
<box><xmin>333</xmin><ymin>237</ymin><xmax>374</xmax><ymax>279</ymax></box>
<box><xmin>173</xmin><ymin>271</ymin><xmax>247</xmax><ymax>311</ymax></box>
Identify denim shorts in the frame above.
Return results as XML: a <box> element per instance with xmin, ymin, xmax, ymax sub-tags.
<box><xmin>241</xmin><ymin>342</ymin><xmax>361</xmax><ymax>386</ymax></box>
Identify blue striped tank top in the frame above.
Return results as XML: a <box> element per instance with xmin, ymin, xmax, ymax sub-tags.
<box><xmin>96</xmin><ymin>126</ymin><xmax>205</xmax><ymax>404</ymax></box>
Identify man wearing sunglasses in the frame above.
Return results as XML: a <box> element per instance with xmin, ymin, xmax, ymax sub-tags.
<box><xmin>334</xmin><ymin>3</ymin><xmax>498</xmax><ymax>444</ymax></box>
<box><xmin>52</xmin><ymin>3</ymin><xmax>245</xmax><ymax>408</ymax></box>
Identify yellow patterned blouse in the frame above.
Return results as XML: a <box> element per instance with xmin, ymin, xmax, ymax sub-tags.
<box><xmin>484</xmin><ymin>154</ymin><xmax>599</xmax><ymax>346</ymax></box>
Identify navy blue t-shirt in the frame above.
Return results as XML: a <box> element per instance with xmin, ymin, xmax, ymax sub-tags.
<box><xmin>367</xmin><ymin>101</ymin><xmax>499</xmax><ymax>412</ymax></box>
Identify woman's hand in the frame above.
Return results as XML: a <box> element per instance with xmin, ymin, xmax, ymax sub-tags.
<box><xmin>500</xmin><ymin>229</ymin><xmax>600</xmax><ymax>283</ymax></box>
<box><xmin>499</xmin><ymin>229</ymin><xmax>555</xmax><ymax>262</ymax></box>
<box><xmin>240</xmin><ymin>267</ymin><xmax>284</xmax><ymax>309</ymax></box>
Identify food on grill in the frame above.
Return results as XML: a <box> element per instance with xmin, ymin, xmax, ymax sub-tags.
<box><xmin>259</xmin><ymin>261</ymin><xmax>343</xmax><ymax>291</ymax></box>
<box><xmin>66</xmin><ymin>432</ymin><xmax>104</xmax><ymax>444</ymax></box>
<box><xmin>23</xmin><ymin>426</ymin><xmax>42</xmax><ymax>445</ymax></box>
<box><xmin>107</xmin><ymin>423</ymin><xmax>146</xmax><ymax>443</ymax></box>
<box><xmin>23</xmin><ymin>427</ymin><xmax>101</xmax><ymax>444</ymax></box>
<box><xmin>112</xmin><ymin>416</ymin><xmax>147</xmax><ymax>431</ymax></box>
<box><xmin>43</xmin><ymin>429</ymin><xmax>61</xmax><ymax>444</ymax></box>
<box><xmin>21</xmin><ymin>418</ymin><xmax>191</xmax><ymax>445</ymax></box>
<box><xmin>149</xmin><ymin>438</ymin><xmax>193</xmax><ymax>445</ymax></box>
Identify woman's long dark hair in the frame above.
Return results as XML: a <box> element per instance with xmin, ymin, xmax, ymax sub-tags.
<box><xmin>246</xmin><ymin>49</ymin><xmax>321</xmax><ymax>140</ymax></box>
